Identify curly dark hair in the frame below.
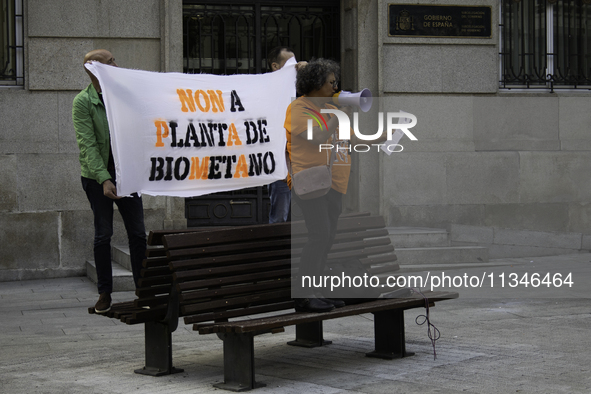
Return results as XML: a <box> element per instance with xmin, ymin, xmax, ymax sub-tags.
<box><xmin>296</xmin><ymin>58</ymin><xmax>340</xmax><ymax>96</ymax></box>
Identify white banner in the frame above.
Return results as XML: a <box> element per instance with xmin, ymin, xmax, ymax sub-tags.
<box><xmin>85</xmin><ymin>58</ymin><xmax>296</xmax><ymax>197</ymax></box>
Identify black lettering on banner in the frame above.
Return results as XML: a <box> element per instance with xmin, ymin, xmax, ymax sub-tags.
<box><xmin>149</xmin><ymin>157</ymin><xmax>165</xmax><ymax>181</ymax></box>
<box><xmin>258</xmin><ymin>119</ymin><xmax>269</xmax><ymax>143</ymax></box>
<box><xmin>204</xmin><ymin>123</ymin><xmax>216</xmax><ymax>147</ymax></box>
<box><xmin>169</xmin><ymin>121</ymin><xmax>178</xmax><ymax>147</ymax></box>
<box><xmin>164</xmin><ymin>157</ymin><xmax>174</xmax><ymax>181</ymax></box>
<box><xmin>175</xmin><ymin>157</ymin><xmax>190</xmax><ymax>180</ymax></box>
<box><xmin>179</xmin><ymin>122</ymin><xmax>200</xmax><ymax>147</ymax></box>
<box><xmin>230</xmin><ymin>90</ymin><xmax>245</xmax><ymax>112</ymax></box>
<box><xmin>223</xmin><ymin>155</ymin><xmax>236</xmax><ymax>178</ymax></box>
<box><xmin>245</xmin><ymin>121</ymin><xmax>258</xmax><ymax>144</ymax></box>
<box><xmin>217</xmin><ymin>123</ymin><xmax>227</xmax><ymax>147</ymax></box>
<box><xmin>248</xmin><ymin>153</ymin><xmax>263</xmax><ymax>176</ymax></box>
<box><xmin>209</xmin><ymin>156</ymin><xmax>222</xmax><ymax>179</ymax></box>
<box><xmin>198</xmin><ymin>123</ymin><xmax>210</xmax><ymax>147</ymax></box>
<box><xmin>245</xmin><ymin>119</ymin><xmax>270</xmax><ymax>145</ymax></box>
<box><xmin>263</xmin><ymin>151</ymin><xmax>275</xmax><ymax>174</ymax></box>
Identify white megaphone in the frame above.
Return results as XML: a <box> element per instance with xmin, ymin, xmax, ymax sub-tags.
<box><xmin>332</xmin><ymin>88</ymin><xmax>373</xmax><ymax>112</ymax></box>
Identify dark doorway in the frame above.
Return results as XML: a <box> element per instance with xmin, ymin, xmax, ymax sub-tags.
<box><xmin>183</xmin><ymin>0</ymin><xmax>341</xmax><ymax>226</ymax></box>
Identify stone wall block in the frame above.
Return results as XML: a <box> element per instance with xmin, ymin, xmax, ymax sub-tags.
<box><xmin>382</xmin><ymin>153</ymin><xmax>447</xmax><ymax>205</ymax></box>
<box><xmin>518</xmin><ymin>152</ymin><xmax>591</xmax><ymax>204</ymax></box>
<box><xmin>92</xmin><ymin>39</ymin><xmax>161</xmax><ymax>72</ymax></box>
<box><xmin>59</xmin><ymin>210</ymin><xmax>94</xmax><ymax>269</ymax></box>
<box><xmin>388</xmin><ymin>203</ymin><xmax>485</xmax><ymax>228</ymax></box>
<box><xmin>493</xmin><ymin>227</ymin><xmax>582</xmax><ymax>250</ymax></box>
<box><xmin>382</xmin><ymin>45</ymin><xmax>497</xmax><ymax>93</ymax></box>
<box><xmin>0</xmin><ymin>90</ymin><xmax>59</xmax><ymax>153</ymax></box>
<box><xmin>446</xmin><ymin>152</ymin><xmax>520</xmax><ymax>204</ymax></box>
<box><xmin>105</xmin><ymin>0</ymin><xmax>160</xmax><ymax>38</ymax></box>
<box><xmin>559</xmin><ymin>97</ymin><xmax>591</xmax><ymax>151</ymax></box>
<box><xmin>28</xmin><ymin>0</ymin><xmax>160</xmax><ymax>38</ymax></box>
<box><xmin>28</xmin><ymin>0</ymin><xmax>105</xmax><ymax>37</ymax></box>
<box><xmin>567</xmin><ymin>203</ymin><xmax>591</xmax><ymax>234</ymax></box>
<box><xmin>379</xmin><ymin>95</ymin><xmax>475</xmax><ymax>152</ymax></box>
<box><xmin>484</xmin><ymin>203</ymin><xmax>570</xmax><ymax>233</ymax></box>
<box><xmin>17</xmin><ymin>154</ymin><xmax>88</xmax><ymax>212</ymax></box>
<box><xmin>0</xmin><ymin>155</ymin><xmax>17</xmax><ymax>212</ymax></box>
<box><xmin>58</xmin><ymin>92</ymin><xmax>82</xmax><ymax>154</ymax></box>
<box><xmin>0</xmin><ymin>212</ymin><xmax>59</xmax><ymax>270</ymax></box>
<box><xmin>28</xmin><ymin>38</ymin><xmax>94</xmax><ymax>90</ymax></box>
<box><xmin>473</xmin><ymin>96</ymin><xmax>559</xmax><ymax>151</ymax></box>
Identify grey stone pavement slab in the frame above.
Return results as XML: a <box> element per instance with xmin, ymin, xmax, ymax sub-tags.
<box><xmin>0</xmin><ymin>253</ymin><xmax>590</xmax><ymax>394</ymax></box>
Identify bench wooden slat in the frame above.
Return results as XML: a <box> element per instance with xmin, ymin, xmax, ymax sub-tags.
<box><xmin>183</xmin><ymin>301</ymin><xmax>295</xmax><ymax>325</ymax></box>
<box><xmin>181</xmin><ymin>288</ymin><xmax>292</xmax><ymax>315</ymax></box>
<box><xmin>177</xmin><ymin>268</ymin><xmax>292</xmax><ymax>292</ymax></box>
<box><xmin>142</xmin><ymin>256</ymin><xmax>169</xmax><ymax>268</ymax></box>
<box><xmin>174</xmin><ymin>259</ymin><xmax>291</xmax><ymax>283</ymax></box>
<box><xmin>148</xmin><ymin>228</ymin><xmax>210</xmax><ymax>246</ymax></box>
<box><xmin>180</xmin><ymin>279</ymin><xmax>289</xmax><ymax>303</ymax></box>
<box><xmin>197</xmin><ymin>291</ymin><xmax>458</xmax><ymax>334</ymax></box>
<box><xmin>138</xmin><ymin>275</ymin><xmax>173</xmax><ymax>287</ymax></box>
<box><xmin>164</xmin><ymin>224</ymin><xmax>291</xmax><ymax>250</ymax></box>
<box><xmin>135</xmin><ymin>284</ymin><xmax>171</xmax><ymax>298</ymax></box>
<box><xmin>168</xmin><ymin>248</ymin><xmax>291</xmax><ymax>270</ymax></box>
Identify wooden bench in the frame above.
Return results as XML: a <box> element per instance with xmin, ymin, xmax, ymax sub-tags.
<box><xmin>89</xmin><ymin>214</ymin><xmax>458</xmax><ymax>391</ymax></box>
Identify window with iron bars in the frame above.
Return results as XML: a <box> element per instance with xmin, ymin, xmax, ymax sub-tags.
<box><xmin>500</xmin><ymin>0</ymin><xmax>591</xmax><ymax>91</ymax></box>
<box><xmin>1</xmin><ymin>0</ymin><xmax>23</xmax><ymax>86</ymax></box>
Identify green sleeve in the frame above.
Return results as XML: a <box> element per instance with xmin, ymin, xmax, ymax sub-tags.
<box><xmin>72</xmin><ymin>94</ymin><xmax>112</xmax><ymax>185</ymax></box>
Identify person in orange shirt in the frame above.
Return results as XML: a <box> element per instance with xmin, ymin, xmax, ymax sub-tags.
<box><xmin>286</xmin><ymin>58</ymin><xmax>353</xmax><ymax>312</ymax></box>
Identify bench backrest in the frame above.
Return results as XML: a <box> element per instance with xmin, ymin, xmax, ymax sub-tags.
<box><xmin>158</xmin><ymin>215</ymin><xmax>399</xmax><ymax>327</ymax></box>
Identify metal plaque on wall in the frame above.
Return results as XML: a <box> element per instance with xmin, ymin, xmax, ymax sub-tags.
<box><xmin>388</xmin><ymin>4</ymin><xmax>492</xmax><ymax>38</ymax></box>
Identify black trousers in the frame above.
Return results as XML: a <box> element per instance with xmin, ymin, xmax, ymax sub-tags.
<box><xmin>292</xmin><ymin>188</ymin><xmax>343</xmax><ymax>296</ymax></box>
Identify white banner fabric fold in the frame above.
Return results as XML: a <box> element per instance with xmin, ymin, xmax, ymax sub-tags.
<box><xmin>85</xmin><ymin>58</ymin><xmax>296</xmax><ymax>197</ymax></box>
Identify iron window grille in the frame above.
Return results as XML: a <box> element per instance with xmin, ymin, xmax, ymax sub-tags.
<box><xmin>1</xmin><ymin>0</ymin><xmax>23</xmax><ymax>86</ymax></box>
<box><xmin>183</xmin><ymin>1</ymin><xmax>340</xmax><ymax>75</ymax></box>
<box><xmin>500</xmin><ymin>0</ymin><xmax>591</xmax><ymax>91</ymax></box>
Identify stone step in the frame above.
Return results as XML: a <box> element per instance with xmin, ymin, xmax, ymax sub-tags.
<box><xmin>112</xmin><ymin>244</ymin><xmax>131</xmax><ymax>271</ymax></box>
<box><xmin>394</xmin><ymin>246</ymin><xmax>489</xmax><ymax>266</ymax></box>
<box><xmin>387</xmin><ymin>227</ymin><xmax>449</xmax><ymax>248</ymax></box>
<box><xmin>85</xmin><ymin>260</ymin><xmax>135</xmax><ymax>292</ymax></box>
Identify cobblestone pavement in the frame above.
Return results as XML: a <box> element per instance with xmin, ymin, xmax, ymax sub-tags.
<box><xmin>1</xmin><ymin>253</ymin><xmax>590</xmax><ymax>394</ymax></box>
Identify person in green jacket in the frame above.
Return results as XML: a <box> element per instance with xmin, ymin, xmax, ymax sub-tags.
<box><xmin>72</xmin><ymin>49</ymin><xmax>147</xmax><ymax>314</ymax></box>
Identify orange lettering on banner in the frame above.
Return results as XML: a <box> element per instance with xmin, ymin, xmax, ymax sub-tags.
<box><xmin>195</xmin><ymin>90</ymin><xmax>211</xmax><ymax>112</ymax></box>
<box><xmin>227</xmin><ymin>123</ymin><xmax>242</xmax><ymax>146</ymax></box>
<box><xmin>189</xmin><ymin>156</ymin><xmax>210</xmax><ymax>180</ymax></box>
<box><xmin>207</xmin><ymin>90</ymin><xmax>225</xmax><ymax>113</ymax></box>
<box><xmin>177</xmin><ymin>89</ymin><xmax>196</xmax><ymax>113</ymax></box>
<box><xmin>234</xmin><ymin>155</ymin><xmax>249</xmax><ymax>178</ymax></box>
<box><xmin>154</xmin><ymin>120</ymin><xmax>170</xmax><ymax>147</ymax></box>
<box><xmin>177</xmin><ymin>88</ymin><xmax>227</xmax><ymax>113</ymax></box>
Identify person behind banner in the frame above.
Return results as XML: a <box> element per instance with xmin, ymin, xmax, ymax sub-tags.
<box><xmin>286</xmin><ymin>58</ymin><xmax>354</xmax><ymax>313</ymax></box>
<box><xmin>72</xmin><ymin>49</ymin><xmax>147</xmax><ymax>314</ymax></box>
<box><xmin>266</xmin><ymin>46</ymin><xmax>307</xmax><ymax>224</ymax></box>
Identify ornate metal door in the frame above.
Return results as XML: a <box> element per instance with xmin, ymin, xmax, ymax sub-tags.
<box><xmin>183</xmin><ymin>0</ymin><xmax>340</xmax><ymax>226</ymax></box>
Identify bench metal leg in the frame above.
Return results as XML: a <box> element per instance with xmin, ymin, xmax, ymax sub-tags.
<box><xmin>214</xmin><ymin>332</ymin><xmax>266</xmax><ymax>392</ymax></box>
<box><xmin>366</xmin><ymin>309</ymin><xmax>415</xmax><ymax>359</ymax></box>
<box><xmin>287</xmin><ymin>321</ymin><xmax>332</xmax><ymax>348</ymax></box>
<box><xmin>134</xmin><ymin>321</ymin><xmax>184</xmax><ymax>376</ymax></box>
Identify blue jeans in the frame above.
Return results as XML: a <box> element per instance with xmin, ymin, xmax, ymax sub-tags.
<box><xmin>268</xmin><ymin>180</ymin><xmax>291</xmax><ymax>223</ymax></box>
<box><xmin>81</xmin><ymin>172</ymin><xmax>146</xmax><ymax>294</ymax></box>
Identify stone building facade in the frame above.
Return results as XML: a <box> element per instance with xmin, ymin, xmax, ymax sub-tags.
<box><xmin>1</xmin><ymin>0</ymin><xmax>590</xmax><ymax>281</ymax></box>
